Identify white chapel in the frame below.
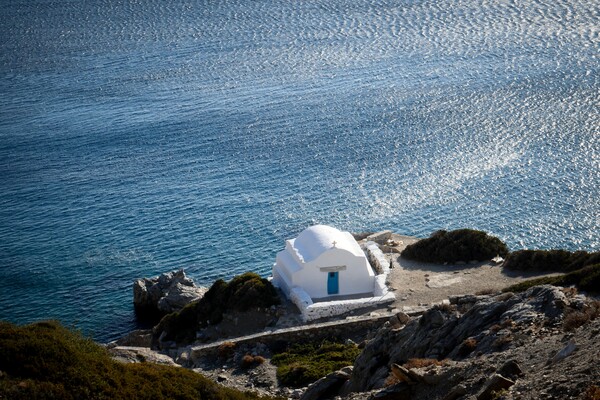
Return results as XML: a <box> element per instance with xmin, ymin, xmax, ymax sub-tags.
<box><xmin>272</xmin><ymin>225</ymin><xmax>376</xmax><ymax>300</ymax></box>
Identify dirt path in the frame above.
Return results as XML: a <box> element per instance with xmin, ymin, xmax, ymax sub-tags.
<box><xmin>385</xmin><ymin>234</ymin><xmax>560</xmax><ymax>310</ymax></box>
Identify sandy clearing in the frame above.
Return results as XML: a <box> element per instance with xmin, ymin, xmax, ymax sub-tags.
<box><xmin>384</xmin><ymin>234</ymin><xmax>561</xmax><ymax>309</ymax></box>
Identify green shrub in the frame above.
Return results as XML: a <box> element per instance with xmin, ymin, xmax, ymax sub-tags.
<box><xmin>401</xmin><ymin>229</ymin><xmax>509</xmax><ymax>263</ymax></box>
<box><xmin>503</xmin><ymin>249</ymin><xmax>600</xmax><ymax>272</ymax></box>
<box><xmin>502</xmin><ymin>264</ymin><xmax>600</xmax><ymax>294</ymax></box>
<box><xmin>0</xmin><ymin>320</ymin><xmax>278</xmax><ymax>400</ymax></box>
<box><xmin>271</xmin><ymin>341</ymin><xmax>360</xmax><ymax>388</ymax></box>
<box><xmin>154</xmin><ymin>272</ymin><xmax>280</xmax><ymax>345</ymax></box>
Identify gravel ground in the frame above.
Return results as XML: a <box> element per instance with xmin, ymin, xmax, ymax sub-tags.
<box><xmin>385</xmin><ymin>234</ymin><xmax>561</xmax><ymax>310</ymax></box>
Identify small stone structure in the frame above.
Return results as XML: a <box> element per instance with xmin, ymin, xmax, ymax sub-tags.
<box><xmin>272</xmin><ymin>226</ymin><xmax>395</xmax><ymax>321</ymax></box>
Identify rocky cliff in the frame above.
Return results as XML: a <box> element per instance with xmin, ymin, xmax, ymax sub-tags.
<box><xmin>338</xmin><ymin>285</ymin><xmax>599</xmax><ymax>399</ymax></box>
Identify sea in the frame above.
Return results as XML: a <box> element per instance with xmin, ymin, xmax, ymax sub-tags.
<box><xmin>0</xmin><ymin>0</ymin><xmax>598</xmax><ymax>342</ymax></box>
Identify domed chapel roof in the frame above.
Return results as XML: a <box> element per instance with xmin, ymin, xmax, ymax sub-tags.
<box><xmin>292</xmin><ymin>225</ymin><xmax>364</xmax><ymax>263</ymax></box>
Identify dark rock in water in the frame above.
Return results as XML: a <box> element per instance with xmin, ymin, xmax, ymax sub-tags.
<box><xmin>133</xmin><ymin>269</ymin><xmax>207</xmax><ymax>323</ymax></box>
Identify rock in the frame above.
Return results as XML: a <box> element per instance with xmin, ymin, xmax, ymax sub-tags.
<box><xmin>421</xmin><ymin>309</ymin><xmax>445</xmax><ymax>328</ymax></box>
<box><xmin>371</xmin><ymin>382</ymin><xmax>412</xmax><ymax>400</ymax></box>
<box><xmin>175</xmin><ymin>348</ymin><xmax>191</xmax><ymax>366</ymax></box>
<box><xmin>443</xmin><ymin>384</ymin><xmax>467</xmax><ymax>400</ymax></box>
<box><xmin>550</xmin><ymin>339</ymin><xmax>577</xmax><ymax>364</ymax></box>
<box><xmin>498</xmin><ymin>359</ymin><xmax>522</xmax><ymax>380</ymax></box>
<box><xmin>109</xmin><ymin>329</ymin><xmax>152</xmax><ymax>348</ymax></box>
<box><xmin>391</xmin><ymin>363</ymin><xmax>418</xmax><ymax>385</ymax></box>
<box><xmin>365</xmin><ymin>231</ymin><xmax>393</xmax><ymax>245</ymax></box>
<box><xmin>109</xmin><ymin>346</ymin><xmax>178</xmax><ymax>367</ymax></box>
<box><xmin>133</xmin><ymin>269</ymin><xmax>207</xmax><ymax>321</ymax></box>
<box><xmin>389</xmin><ymin>315</ymin><xmax>403</xmax><ymax>329</ymax></box>
<box><xmin>476</xmin><ymin>374</ymin><xmax>515</xmax><ymax>400</ymax></box>
<box><xmin>396</xmin><ymin>312</ymin><xmax>411</xmax><ymax>324</ymax></box>
<box><xmin>300</xmin><ymin>368</ymin><xmax>352</xmax><ymax>400</ymax></box>
<box><xmin>217</xmin><ymin>374</ymin><xmax>228</xmax><ymax>382</ymax></box>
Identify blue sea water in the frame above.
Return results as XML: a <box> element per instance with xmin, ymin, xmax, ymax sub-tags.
<box><xmin>0</xmin><ymin>0</ymin><xmax>598</xmax><ymax>342</ymax></box>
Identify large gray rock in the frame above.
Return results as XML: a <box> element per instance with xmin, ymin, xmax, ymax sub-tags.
<box><xmin>109</xmin><ymin>346</ymin><xmax>179</xmax><ymax>366</ymax></box>
<box><xmin>133</xmin><ymin>269</ymin><xmax>207</xmax><ymax>321</ymax></box>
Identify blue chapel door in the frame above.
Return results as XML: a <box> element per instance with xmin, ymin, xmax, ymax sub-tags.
<box><xmin>327</xmin><ymin>272</ymin><xmax>339</xmax><ymax>295</ymax></box>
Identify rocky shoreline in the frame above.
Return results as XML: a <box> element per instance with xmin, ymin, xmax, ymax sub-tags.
<box><xmin>110</xmin><ymin>234</ymin><xmax>599</xmax><ymax>400</ymax></box>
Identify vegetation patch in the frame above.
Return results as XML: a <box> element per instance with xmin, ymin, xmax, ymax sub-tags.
<box><xmin>503</xmin><ymin>249</ymin><xmax>600</xmax><ymax>273</ymax></box>
<box><xmin>584</xmin><ymin>385</ymin><xmax>600</xmax><ymax>400</ymax></box>
<box><xmin>403</xmin><ymin>358</ymin><xmax>447</xmax><ymax>369</ymax></box>
<box><xmin>271</xmin><ymin>341</ymin><xmax>360</xmax><ymax>388</ymax></box>
<box><xmin>0</xmin><ymin>320</ymin><xmax>277</xmax><ymax>400</ymax></box>
<box><xmin>401</xmin><ymin>229</ymin><xmax>509</xmax><ymax>264</ymax></box>
<box><xmin>502</xmin><ymin>264</ymin><xmax>600</xmax><ymax>294</ymax></box>
<box><xmin>563</xmin><ymin>300</ymin><xmax>600</xmax><ymax>332</ymax></box>
<box><xmin>240</xmin><ymin>354</ymin><xmax>266</xmax><ymax>369</ymax></box>
<box><xmin>458</xmin><ymin>337</ymin><xmax>478</xmax><ymax>357</ymax></box>
<box><xmin>154</xmin><ymin>272</ymin><xmax>280</xmax><ymax>344</ymax></box>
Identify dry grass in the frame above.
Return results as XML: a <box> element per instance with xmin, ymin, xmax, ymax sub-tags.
<box><xmin>563</xmin><ymin>300</ymin><xmax>600</xmax><ymax>332</ymax></box>
<box><xmin>492</xmin><ymin>334</ymin><xmax>513</xmax><ymax>349</ymax></box>
<box><xmin>384</xmin><ymin>373</ymin><xmax>401</xmax><ymax>387</ymax></box>
<box><xmin>458</xmin><ymin>337</ymin><xmax>478</xmax><ymax>357</ymax></box>
<box><xmin>218</xmin><ymin>341</ymin><xmax>237</xmax><ymax>359</ymax></box>
<box><xmin>434</xmin><ymin>303</ymin><xmax>456</xmax><ymax>313</ymax></box>
<box><xmin>240</xmin><ymin>354</ymin><xmax>266</xmax><ymax>369</ymax></box>
<box><xmin>584</xmin><ymin>385</ymin><xmax>600</xmax><ymax>400</ymax></box>
<box><xmin>476</xmin><ymin>288</ymin><xmax>497</xmax><ymax>295</ymax></box>
<box><xmin>403</xmin><ymin>358</ymin><xmax>446</xmax><ymax>369</ymax></box>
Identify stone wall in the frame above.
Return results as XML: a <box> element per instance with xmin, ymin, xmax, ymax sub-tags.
<box><xmin>363</xmin><ymin>241</ymin><xmax>390</xmax><ymax>276</ymax></box>
<box><xmin>289</xmin><ymin>286</ymin><xmax>395</xmax><ymax>322</ymax></box>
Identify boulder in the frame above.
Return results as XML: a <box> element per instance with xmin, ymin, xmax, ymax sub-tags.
<box><xmin>133</xmin><ymin>269</ymin><xmax>207</xmax><ymax>322</ymax></box>
<box><xmin>476</xmin><ymin>374</ymin><xmax>515</xmax><ymax>400</ymax></box>
<box><xmin>109</xmin><ymin>329</ymin><xmax>152</xmax><ymax>348</ymax></box>
<box><xmin>109</xmin><ymin>346</ymin><xmax>178</xmax><ymax>367</ymax></box>
<box><xmin>498</xmin><ymin>359</ymin><xmax>522</xmax><ymax>380</ymax></box>
<box><xmin>300</xmin><ymin>366</ymin><xmax>353</xmax><ymax>400</ymax></box>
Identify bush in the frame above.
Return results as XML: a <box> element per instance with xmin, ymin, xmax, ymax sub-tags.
<box><xmin>0</xmin><ymin>320</ymin><xmax>277</xmax><ymax>400</ymax></box>
<box><xmin>271</xmin><ymin>341</ymin><xmax>360</xmax><ymax>388</ymax></box>
<box><xmin>240</xmin><ymin>354</ymin><xmax>266</xmax><ymax>369</ymax></box>
<box><xmin>401</xmin><ymin>229</ymin><xmax>509</xmax><ymax>264</ymax></box>
<box><xmin>503</xmin><ymin>250</ymin><xmax>600</xmax><ymax>273</ymax></box>
<box><xmin>502</xmin><ymin>264</ymin><xmax>600</xmax><ymax>294</ymax></box>
<box><xmin>154</xmin><ymin>272</ymin><xmax>280</xmax><ymax>345</ymax></box>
